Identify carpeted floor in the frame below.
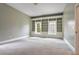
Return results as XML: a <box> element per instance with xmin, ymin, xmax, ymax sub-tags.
<box><xmin>0</xmin><ymin>37</ymin><xmax>73</xmax><ymax>55</ymax></box>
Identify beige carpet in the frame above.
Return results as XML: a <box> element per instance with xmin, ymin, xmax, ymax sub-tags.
<box><xmin>0</xmin><ymin>37</ymin><xmax>73</xmax><ymax>55</ymax></box>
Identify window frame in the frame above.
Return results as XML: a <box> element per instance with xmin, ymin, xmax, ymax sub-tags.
<box><xmin>35</xmin><ymin>21</ymin><xmax>42</xmax><ymax>34</ymax></box>
<box><xmin>48</xmin><ymin>20</ymin><xmax>57</xmax><ymax>35</ymax></box>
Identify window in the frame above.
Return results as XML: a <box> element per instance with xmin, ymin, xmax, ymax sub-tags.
<box><xmin>57</xmin><ymin>18</ymin><xmax>62</xmax><ymax>32</ymax></box>
<box><xmin>42</xmin><ymin>19</ymin><xmax>48</xmax><ymax>32</ymax></box>
<box><xmin>32</xmin><ymin>15</ymin><xmax>62</xmax><ymax>35</ymax></box>
<box><xmin>48</xmin><ymin>20</ymin><xmax>57</xmax><ymax>35</ymax></box>
<box><xmin>35</xmin><ymin>22</ymin><xmax>42</xmax><ymax>34</ymax></box>
<box><xmin>32</xmin><ymin>20</ymin><xmax>35</xmax><ymax>31</ymax></box>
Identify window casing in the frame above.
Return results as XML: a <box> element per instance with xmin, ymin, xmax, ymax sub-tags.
<box><xmin>32</xmin><ymin>16</ymin><xmax>62</xmax><ymax>35</ymax></box>
<box><xmin>35</xmin><ymin>21</ymin><xmax>42</xmax><ymax>34</ymax></box>
<box><xmin>48</xmin><ymin>20</ymin><xmax>57</xmax><ymax>35</ymax></box>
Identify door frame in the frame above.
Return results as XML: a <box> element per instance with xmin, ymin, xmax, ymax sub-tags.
<box><xmin>75</xmin><ymin>4</ymin><xmax>79</xmax><ymax>55</ymax></box>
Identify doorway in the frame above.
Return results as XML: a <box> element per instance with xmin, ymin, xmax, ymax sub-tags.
<box><xmin>75</xmin><ymin>4</ymin><xmax>79</xmax><ymax>55</ymax></box>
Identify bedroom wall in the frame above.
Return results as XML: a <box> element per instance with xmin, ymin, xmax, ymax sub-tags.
<box><xmin>63</xmin><ymin>3</ymin><xmax>75</xmax><ymax>48</ymax></box>
<box><xmin>0</xmin><ymin>4</ymin><xmax>31</xmax><ymax>42</ymax></box>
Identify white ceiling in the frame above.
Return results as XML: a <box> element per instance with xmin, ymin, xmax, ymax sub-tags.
<box><xmin>7</xmin><ymin>3</ymin><xmax>66</xmax><ymax>17</ymax></box>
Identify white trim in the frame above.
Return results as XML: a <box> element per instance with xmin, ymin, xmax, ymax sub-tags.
<box><xmin>35</xmin><ymin>22</ymin><xmax>42</xmax><ymax>34</ymax></box>
<box><xmin>64</xmin><ymin>39</ymin><xmax>75</xmax><ymax>52</ymax></box>
<box><xmin>0</xmin><ymin>36</ymin><xmax>28</xmax><ymax>44</ymax></box>
<box><xmin>48</xmin><ymin>20</ymin><xmax>57</xmax><ymax>35</ymax></box>
<box><xmin>32</xmin><ymin>15</ymin><xmax>63</xmax><ymax>20</ymax></box>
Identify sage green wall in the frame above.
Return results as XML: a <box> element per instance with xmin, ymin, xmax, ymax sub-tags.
<box><xmin>0</xmin><ymin>4</ymin><xmax>31</xmax><ymax>42</ymax></box>
<box><xmin>63</xmin><ymin>3</ymin><xmax>75</xmax><ymax>47</ymax></box>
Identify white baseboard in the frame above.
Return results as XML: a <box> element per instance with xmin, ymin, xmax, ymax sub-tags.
<box><xmin>64</xmin><ymin>39</ymin><xmax>75</xmax><ymax>52</ymax></box>
<box><xmin>0</xmin><ymin>36</ymin><xmax>28</xmax><ymax>44</ymax></box>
